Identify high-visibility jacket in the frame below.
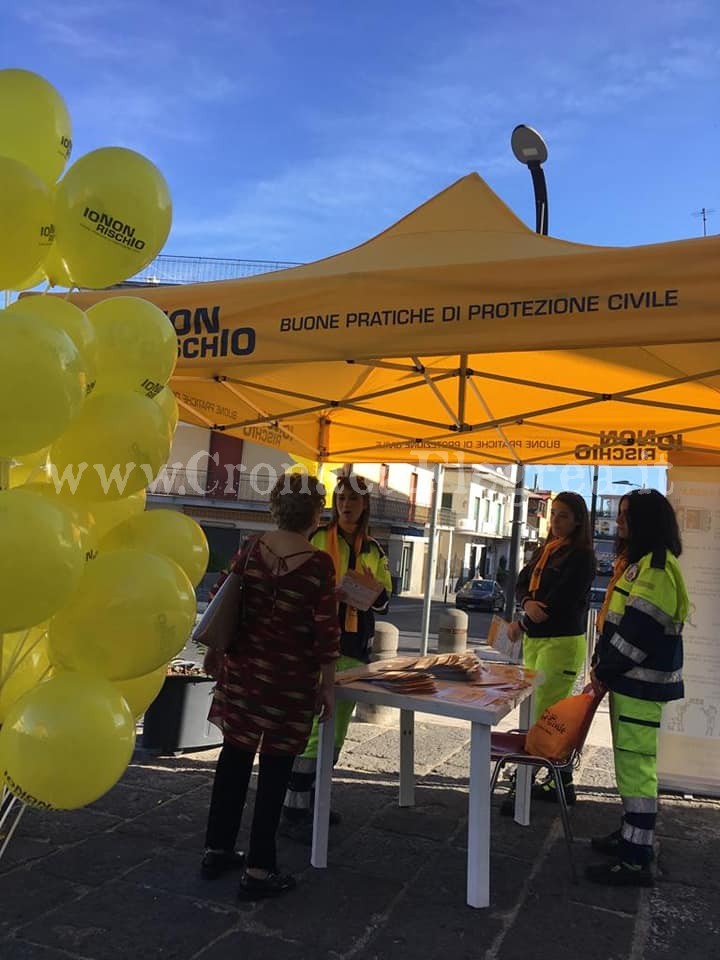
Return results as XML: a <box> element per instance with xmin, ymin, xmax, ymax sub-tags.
<box><xmin>311</xmin><ymin>527</ymin><xmax>392</xmax><ymax>661</ymax></box>
<box><xmin>593</xmin><ymin>548</ymin><xmax>688</xmax><ymax>702</ymax></box>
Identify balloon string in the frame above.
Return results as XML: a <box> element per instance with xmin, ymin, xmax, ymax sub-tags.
<box><xmin>0</xmin><ymin>628</ymin><xmax>46</xmax><ymax>688</ymax></box>
<box><xmin>0</xmin><ymin>798</ymin><xmax>26</xmax><ymax>864</ymax></box>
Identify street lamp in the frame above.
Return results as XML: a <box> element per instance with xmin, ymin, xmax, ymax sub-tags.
<box><xmin>612</xmin><ymin>480</ymin><xmax>642</xmax><ymax>488</ymax></box>
<box><xmin>505</xmin><ymin>125</ymin><xmax>550</xmax><ymax>616</ymax></box>
<box><xmin>511</xmin><ymin>124</ymin><xmax>549</xmax><ymax>236</ymax></box>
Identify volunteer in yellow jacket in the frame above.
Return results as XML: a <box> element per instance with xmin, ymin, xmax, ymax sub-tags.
<box><xmin>282</xmin><ymin>475</ymin><xmax>392</xmax><ymax>838</ymax></box>
<box><xmin>507</xmin><ymin>491</ymin><xmax>595</xmax><ymax>807</ymax></box>
<box><xmin>587</xmin><ymin>490</ymin><xmax>688</xmax><ymax>887</ymax></box>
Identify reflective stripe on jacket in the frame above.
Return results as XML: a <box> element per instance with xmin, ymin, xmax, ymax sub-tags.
<box><xmin>593</xmin><ymin>548</ymin><xmax>688</xmax><ymax>702</ymax></box>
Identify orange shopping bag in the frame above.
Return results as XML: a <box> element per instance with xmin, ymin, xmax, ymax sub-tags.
<box><xmin>524</xmin><ymin>691</ymin><xmax>599</xmax><ymax>763</ymax></box>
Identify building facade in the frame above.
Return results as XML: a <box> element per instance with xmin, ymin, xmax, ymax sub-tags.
<box><xmin>147</xmin><ymin>425</ymin><xmax>544</xmax><ymax>600</ymax></box>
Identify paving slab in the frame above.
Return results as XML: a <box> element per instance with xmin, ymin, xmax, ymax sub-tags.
<box><xmin>0</xmin><ymin>866</ymin><xmax>88</xmax><ymax>938</ymax></box>
<box><xmin>17</xmin><ymin>879</ymin><xmax>238</xmax><ymax>960</ymax></box>
<box><xmin>365</xmin><ymin>893</ymin><xmax>504</xmax><ymax>960</ymax></box>
<box><xmin>327</xmin><ymin>826</ymin><xmax>442</xmax><ymax>881</ymax></box>
<box><xmin>644</xmin><ymin>881</ymin><xmax>720</xmax><ymax>959</ymax></box>
<box><xmin>254</xmin><ymin>865</ymin><xmax>404</xmax><ymax>955</ymax></box>
<box><xmin>496</xmin><ymin>887</ymin><xmax>637</xmax><ymax>960</ymax></box>
<box><xmin>0</xmin><ymin>942</ymin><xmax>82</xmax><ymax>960</ymax></box>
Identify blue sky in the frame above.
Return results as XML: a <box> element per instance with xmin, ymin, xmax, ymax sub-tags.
<box><xmin>525</xmin><ymin>463</ymin><xmax>667</xmax><ymax>500</ymax></box>
<box><xmin>3</xmin><ymin>0</ymin><xmax>719</xmax><ymax>266</ymax></box>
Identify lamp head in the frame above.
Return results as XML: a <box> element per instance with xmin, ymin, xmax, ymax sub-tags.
<box><xmin>511</xmin><ymin>124</ymin><xmax>548</xmax><ymax>166</ymax></box>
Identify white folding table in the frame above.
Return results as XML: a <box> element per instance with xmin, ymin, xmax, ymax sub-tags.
<box><xmin>311</xmin><ymin>672</ymin><xmax>538</xmax><ymax>909</ymax></box>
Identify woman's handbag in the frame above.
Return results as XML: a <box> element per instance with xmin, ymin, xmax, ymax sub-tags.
<box><xmin>192</xmin><ymin>539</ymin><xmax>256</xmax><ymax>653</ymax></box>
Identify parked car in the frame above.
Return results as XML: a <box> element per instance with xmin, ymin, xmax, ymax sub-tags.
<box><xmin>455</xmin><ymin>578</ymin><xmax>505</xmax><ymax>612</ymax></box>
<box><xmin>596</xmin><ymin>555</ymin><xmax>614</xmax><ymax>575</ymax></box>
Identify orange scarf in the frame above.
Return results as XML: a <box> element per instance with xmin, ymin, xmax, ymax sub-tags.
<box><xmin>326</xmin><ymin>525</ymin><xmax>364</xmax><ymax>632</ymax></box>
<box><xmin>528</xmin><ymin>538</ymin><xmax>569</xmax><ymax>595</ymax></box>
<box><xmin>597</xmin><ymin>553</ymin><xmax>629</xmax><ymax>632</ymax></box>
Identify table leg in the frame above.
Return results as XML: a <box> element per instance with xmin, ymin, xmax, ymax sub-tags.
<box><xmin>514</xmin><ymin>691</ymin><xmax>534</xmax><ymax>826</ymax></box>
<box><xmin>399</xmin><ymin>709</ymin><xmax>415</xmax><ymax>807</ymax></box>
<box><xmin>311</xmin><ymin>710</ymin><xmax>336</xmax><ymax>868</ymax></box>
<box><xmin>467</xmin><ymin>721</ymin><xmax>491</xmax><ymax>908</ymax></box>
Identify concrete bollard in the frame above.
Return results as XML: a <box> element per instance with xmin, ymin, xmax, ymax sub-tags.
<box><xmin>437</xmin><ymin>608</ymin><xmax>468</xmax><ymax>653</ymax></box>
<box><xmin>355</xmin><ymin>622</ymin><xmax>399</xmax><ymax>726</ymax></box>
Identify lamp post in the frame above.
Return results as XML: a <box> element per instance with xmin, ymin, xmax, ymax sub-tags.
<box><xmin>612</xmin><ymin>480</ymin><xmax>642</xmax><ymax>489</ymax></box>
<box><xmin>504</xmin><ymin>125</ymin><xmax>549</xmax><ymax>617</ymax></box>
<box><xmin>511</xmin><ymin>124</ymin><xmax>549</xmax><ymax>235</ymax></box>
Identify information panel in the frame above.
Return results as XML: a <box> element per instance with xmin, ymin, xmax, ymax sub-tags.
<box><xmin>659</xmin><ymin>467</ymin><xmax>720</xmax><ymax>796</ymax></box>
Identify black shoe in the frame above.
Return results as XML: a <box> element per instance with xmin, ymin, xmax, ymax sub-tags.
<box><xmin>590</xmin><ymin>829</ymin><xmax>621</xmax><ymax>856</ymax></box>
<box><xmin>531</xmin><ymin>778</ymin><xmax>576</xmax><ymax>805</ymax></box>
<box><xmin>238</xmin><ymin>870</ymin><xmax>296</xmax><ymax>900</ymax></box>
<box><xmin>201</xmin><ymin>849</ymin><xmax>245</xmax><ymax>880</ymax></box>
<box><xmin>585</xmin><ymin>860</ymin><xmax>654</xmax><ymax>887</ymax></box>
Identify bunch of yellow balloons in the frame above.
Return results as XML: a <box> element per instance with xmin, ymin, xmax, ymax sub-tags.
<box><xmin>0</xmin><ymin>69</ymin><xmax>171</xmax><ymax>291</ymax></box>
<box><xmin>0</xmin><ymin>70</ymin><xmax>209</xmax><ymax>812</ymax></box>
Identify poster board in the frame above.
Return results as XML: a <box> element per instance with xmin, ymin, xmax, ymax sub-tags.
<box><xmin>659</xmin><ymin>467</ymin><xmax>720</xmax><ymax>796</ymax></box>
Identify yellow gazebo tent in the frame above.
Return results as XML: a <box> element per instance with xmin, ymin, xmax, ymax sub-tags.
<box><xmin>71</xmin><ymin>173</ymin><xmax>720</xmax><ymax>468</ymax></box>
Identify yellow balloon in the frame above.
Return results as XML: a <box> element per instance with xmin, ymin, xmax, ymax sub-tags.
<box><xmin>48</xmin><ymin>549</ymin><xmax>196</xmax><ymax>681</ymax></box>
<box><xmin>0</xmin><ymin>156</ymin><xmax>54</xmax><ymax>290</ymax></box>
<box><xmin>155</xmin><ymin>386</ymin><xmax>179</xmax><ymax>434</ymax></box>
<box><xmin>0</xmin><ymin>488</ymin><xmax>85</xmax><ymax>632</ymax></box>
<box><xmin>0</xmin><ymin>671</ymin><xmax>134</xmax><ymax>810</ymax></box>
<box><xmin>11</xmin><ymin>265</ymin><xmax>47</xmax><ymax>292</ymax></box>
<box><xmin>0</xmin><ymin>309</ymin><xmax>87</xmax><ymax>457</ymax></box>
<box><xmin>113</xmin><ymin>664</ymin><xmax>167</xmax><ymax>719</ymax></box>
<box><xmin>87</xmin><ymin>297</ymin><xmax>177</xmax><ymax>398</ymax></box>
<box><xmin>8</xmin><ymin>446</ymin><xmax>51</xmax><ymax>488</ymax></box>
<box><xmin>101</xmin><ymin>510</ymin><xmax>209</xmax><ymax>587</ymax></box>
<box><xmin>86</xmin><ymin>489</ymin><xmax>146</xmax><ymax>540</ymax></box>
<box><xmin>0</xmin><ymin>626</ymin><xmax>52</xmax><ymax>722</ymax></box>
<box><xmin>50</xmin><ymin>391</ymin><xmax>171</xmax><ymax>501</ymax></box>
<box><xmin>53</xmin><ymin>147</ymin><xmax>172</xmax><ymax>289</ymax></box>
<box><xmin>22</xmin><ymin>481</ymin><xmax>98</xmax><ymax>564</ymax></box>
<box><xmin>7</xmin><ymin>295</ymin><xmax>98</xmax><ymax>393</ymax></box>
<box><xmin>0</xmin><ymin>69</ymin><xmax>72</xmax><ymax>185</ymax></box>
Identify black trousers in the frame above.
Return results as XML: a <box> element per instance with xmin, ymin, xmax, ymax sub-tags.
<box><xmin>205</xmin><ymin>741</ymin><xmax>295</xmax><ymax>871</ymax></box>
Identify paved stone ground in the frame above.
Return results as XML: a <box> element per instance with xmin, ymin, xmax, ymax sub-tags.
<box><xmin>1</xmin><ymin>717</ymin><xmax>719</xmax><ymax>960</ymax></box>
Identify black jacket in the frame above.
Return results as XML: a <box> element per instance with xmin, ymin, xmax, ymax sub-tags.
<box><xmin>515</xmin><ymin>545</ymin><xmax>595</xmax><ymax>638</ymax></box>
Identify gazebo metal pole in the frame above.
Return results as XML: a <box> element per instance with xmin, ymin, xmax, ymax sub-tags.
<box><xmin>420</xmin><ymin>463</ymin><xmax>443</xmax><ymax>654</ymax></box>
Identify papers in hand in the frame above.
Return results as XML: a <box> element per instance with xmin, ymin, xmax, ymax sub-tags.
<box><xmin>338</xmin><ymin>568</ymin><xmax>384</xmax><ymax>611</ymax></box>
<box><xmin>487</xmin><ymin>615</ymin><xmax>522</xmax><ymax>661</ymax></box>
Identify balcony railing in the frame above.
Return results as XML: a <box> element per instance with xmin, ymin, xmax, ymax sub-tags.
<box><xmin>148</xmin><ymin>468</ymin><xmax>457</xmax><ymax>527</ymax></box>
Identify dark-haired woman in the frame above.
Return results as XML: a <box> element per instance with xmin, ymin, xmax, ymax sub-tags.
<box><xmin>507</xmin><ymin>491</ymin><xmax>596</xmax><ymax>806</ymax></box>
<box><xmin>201</xmin><ymin>474</ymin><xmax>340</xmax><ymax>899</ymax></box>
<box><xmin>282</xmin><ymin>475</ymin><xmax>392</xmax><ymax>838</ymax></box>
<box><xmin>587</xmin><ymin>490</ymin><xmax>688</xmax><ymax>887</ymax></box>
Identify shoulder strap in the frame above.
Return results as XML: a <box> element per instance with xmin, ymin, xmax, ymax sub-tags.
<box><xmin>257</xmin><ymin>538</ymin><xmax>315</xmax><ymax>573</ymax></box>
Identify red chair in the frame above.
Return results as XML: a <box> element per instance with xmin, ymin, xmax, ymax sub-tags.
<box><xmin>489</xmin><ymin>690</ymin><xmax>603</xmax><ymax>880</ymax></box>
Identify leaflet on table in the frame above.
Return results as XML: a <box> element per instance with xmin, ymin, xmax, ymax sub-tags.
<box><xmin>337</xmin><ymin>568</ymin><xmax>385</xmax><ymax>611</ymax></box>
<box><xmin>431</xmin><ymin>681</ymin><xmax>528</xmax><ymax>706</ymax></box>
